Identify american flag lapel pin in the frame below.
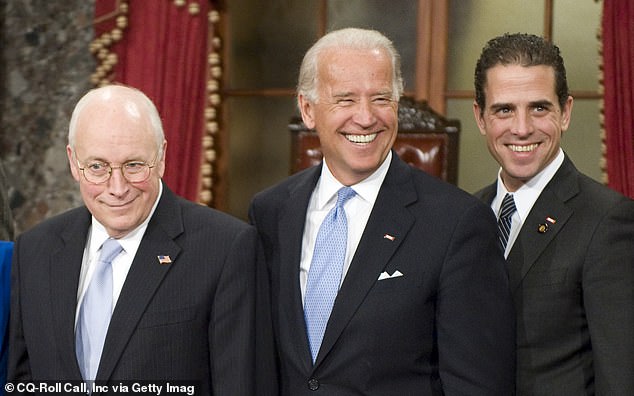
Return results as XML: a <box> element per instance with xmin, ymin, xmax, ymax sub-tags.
<box><xmin>383</xmin><ymin>234</ymin><xmax>396</xmax><ymax>241</ymax></box>
<box><xmin>157</xmin><ymin>255</ymin><xmax>172</xmax><ymax>264</ymax></box>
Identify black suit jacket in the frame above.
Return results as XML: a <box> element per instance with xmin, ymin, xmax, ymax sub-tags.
<box><xmin>475</xmin><ymin>155</ymin><xmax>634</xmax><ymax>396</ymax></box>
<box><xmin>249</xmin><ymin>153</ymin><xmax>515</xmax><ymax>396</ymax></box>
<box><xmin>8</xmin><ymin>184</ymin><xmax>273</xmax><ymax>395</ymax></box>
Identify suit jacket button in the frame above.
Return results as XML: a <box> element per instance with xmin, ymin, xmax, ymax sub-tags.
<box><xmin>308</xmin><ymin>378</ymin><xmax>320</xmax><ymax>391</ymax></box>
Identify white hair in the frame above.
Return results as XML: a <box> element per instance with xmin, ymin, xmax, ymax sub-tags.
<box><xmin>297</xmin><ymin>27</ymin><xmax>404</xmax><ymax>104</ymax></box>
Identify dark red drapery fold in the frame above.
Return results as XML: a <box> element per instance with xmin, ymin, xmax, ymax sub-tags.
<box><xmin>602</xmin><ymin>0</ymin><xmax>634</xmax><ymax>198</ymax></box>
<box><xmin>94</xmin><ymin>1</ymin><xmax>210</xmax><ymax>202</ymax></box>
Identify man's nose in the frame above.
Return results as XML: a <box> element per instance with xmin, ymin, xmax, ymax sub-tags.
<box><xmin>352</xmin><ymin>99</ymin><xmax>378</xmax><ymax>127</ymax></box>
<box><xmin>511</xmin><ymin>111</ymin><xmax>534</xmax><ymax>136</ymax></box>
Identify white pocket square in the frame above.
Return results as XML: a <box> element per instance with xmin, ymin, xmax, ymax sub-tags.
<box><xmin>378</xmin><ymin>270</ymin><xmax>404</xmax><ymax>280</ymax></box>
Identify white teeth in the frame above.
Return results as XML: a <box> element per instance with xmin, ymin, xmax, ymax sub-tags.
<box><xmin>345</xmin><ymin>133</ymin><xmax>377</xmax><ymax>144</ymax></box>
<box><xmin>509</xmin><ymin>144</ymin><xmax>538</xmax><ymax>152</ymax></box>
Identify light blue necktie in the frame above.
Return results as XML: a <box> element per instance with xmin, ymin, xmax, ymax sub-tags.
<box><xmin>497</xmin><ymin>193</ymin><xmax>516</xmax><ymax>252</ymax></box>
<box><xmin>76</xmin><ymin>238</ymin><xmax>122</xmax><ymax>381</ymax></box>
<box><xmin>304</xmin><ymin>186</ymin><xmax>356</xmax><ymax>363</ymax></box>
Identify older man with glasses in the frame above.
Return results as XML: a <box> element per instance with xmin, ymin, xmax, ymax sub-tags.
<box><xmin>7</xmin><ymin>84</ymin><xmax>276</xmax><ymax>395</ymax></box>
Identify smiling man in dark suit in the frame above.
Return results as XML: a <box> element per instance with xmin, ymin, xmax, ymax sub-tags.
<box><xmin>249</xmin><ymin>27</ymin><xmax>515</xmax><ymax>395</ymax></box>
<box><xmin>8</xmin><ymin>85</ymin><xmax>270</xmax><ymax>395</ymax></box>
<box><xmin>473</xmin><ymin>33</ymin><xmax>634</xmax><ymax>395</ymax></box>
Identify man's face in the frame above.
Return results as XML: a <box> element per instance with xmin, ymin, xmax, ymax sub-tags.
<box><xmin>67</xmin><ymin>96</ymin><xmax>166</xmax><ymax>238</ymax></box>
<box><xmin>473</xmin><ymin>64</ymin><xmax>573</xmax><ymax>192</ymax></box>
<box><xmin>298</xmin><ymin>47</ymin><xmax>398</xmax><ymax>186</ymax></box>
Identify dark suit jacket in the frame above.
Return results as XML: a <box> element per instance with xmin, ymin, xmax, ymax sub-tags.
<box><xmin>8</xmin><ymin>183</ymin><xmax>271</xmax><ymax>395</ymax></box>
<box><xmin>475</xmin><ymin>155</ymin><xmax>634</xmax><ymax>396</ymax></box>
<box><xmin>249</xmin><ymin>153</ymin><xmax>515</xmax><ymax>396</ymax></box>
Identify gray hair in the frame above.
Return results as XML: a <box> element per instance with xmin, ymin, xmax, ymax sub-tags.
<box><xmin>68</xmin><ymin>85</ymin><xmax>165</xmax><ymax>160</ymax></box>
<box><xmin>297</xmin><ymin>27</ymin><xmax>404</xmax><ymax>104</ymax></box>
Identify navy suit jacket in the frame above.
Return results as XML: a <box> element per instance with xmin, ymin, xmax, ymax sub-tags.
<box><xmin>475</xmin><ymin>155</ymin><xmax>634</xmax><ymax>395</ymax></box>
<box><xmin>8</xmin><ymin>184</ymin><xmax>274</xmax><ymax>395</ymax></box>
<box><xmin>249</xmin><ymin>153</ymin><xmax>515</xmax><ymax>396</ymax></box>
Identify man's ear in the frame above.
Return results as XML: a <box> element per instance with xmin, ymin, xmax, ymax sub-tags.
<box><xmin>298</xmin><ymin>94</ymin><xmax>316</xmax><ymax>129</ymax></box>
<box><xmin>560</xmin><ymin>95</ymin><xmax>574</xmax><ymax>132</ymax></box>
<box><xmin>67</xmin><ymin>145</ymin><xmax>81</xmax><ymax>182</ymax></box>
<box><xmin>472</xmin><ymin>101</ymin><xmax>487</xmax><ymax>136</ymax></box>
<box><xmin>156</xmin><ymin>140</ymin><xmax>167</xmax><ymax>177</ymax></box>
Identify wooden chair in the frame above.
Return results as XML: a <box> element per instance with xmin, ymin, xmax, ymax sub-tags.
<box><xmin>289</xmin><ymin>96</ymin><xmax>461</xmax><ymax>184</ymax></box>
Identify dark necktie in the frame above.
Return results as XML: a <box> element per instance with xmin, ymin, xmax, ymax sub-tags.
<box><xmin>304</xmin><ymin>186</ymin><xmax>356</xmax><ymax>363</ymax></box>
<box><xmin>497</xmin><ymin>193</ymin><xmax>516</xmax><ymax>252</ymax></box>
<box><xmin>76</xmin><ymin>238</ymin><xmax>123</xmax><ymax>381</ymax></box>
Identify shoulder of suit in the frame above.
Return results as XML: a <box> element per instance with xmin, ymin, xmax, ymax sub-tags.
<box><xmin>176</xmin><ymin>195</ymin><xmax>251</xmax><ymax>230</ymax></box>
<box><xmin>546</xmin><ymin>166</ymin><xmax>633</xmax><ymax>220</ymax></box>
<box><xmin>254</xmin><ymin>166</ymin><xmax>318</xmax><ymax>202</ymax></box>
<box><xmin>397</xmin><ymin>166</ymin><xmax>487</xmax><ymax>212</ymax></box>
<box><xmin>17</xmin><ymin>206</ymin><xmax>89</xmax><ymax>243</ymax></box>
<box><xmin>577</xmin><ymin>173</ymin><xmax>632</xmax><ymax>205</ymax></box>
<box><xmin>473</xmin><ymin>183</ymin><xmax>495</xmax><ymax>201</ymax></box>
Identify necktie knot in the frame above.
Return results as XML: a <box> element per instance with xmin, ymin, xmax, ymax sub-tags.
<box><xmin>336</xmin><ymin>186</ymin><xmax>356</xmax><ymax>208</ymax></box>
<box><xmin>100</xmin><ymin>238</ymin><xmax>123</xmax><ymax>265</ymax></box>
<box><xmin>499</xmin><ymin>193</ymin><xmax>516</xmax><ymax>219</ymax></box>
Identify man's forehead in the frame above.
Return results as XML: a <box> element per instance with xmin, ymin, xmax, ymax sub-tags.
<box><xmin>83</xmin><ymin>94</ymin><xmax>143</xmax><ymax>118</ymax></box>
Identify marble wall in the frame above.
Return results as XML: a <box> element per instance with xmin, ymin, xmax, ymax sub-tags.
<box><xmin>1</xmin><ymin>1</ymin><xmax>95</xmax><ymax>235</ymax></box>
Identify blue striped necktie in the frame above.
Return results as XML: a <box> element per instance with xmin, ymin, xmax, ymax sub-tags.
<box><xmin>304</xmin><ymin>186</ymin><xmax>356</xmax><ymax>363</ymax></box>
<box><xmin>497</xmin><ymin>193</ymin><xmax>516</xmax><ymax>252</ymax></box>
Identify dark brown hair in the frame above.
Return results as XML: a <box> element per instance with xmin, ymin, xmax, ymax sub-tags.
<box><xmin>474</xmin><ymin>33</ymin><xmax>569</xmax><ymax>115</ymax></box>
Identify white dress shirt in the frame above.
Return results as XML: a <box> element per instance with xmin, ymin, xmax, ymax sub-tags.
<box><xmin>75</xmin><ymin>180</ymin><xmax>163</xmax><ymax>326</ymax></box>
<box><xmin>300</xmin><ymin>151</ymin><xmax>391</xmax><ymax>303</ymax></box>
<box><xmin>491</xmin><ymin>149</ymin><xmax>565</xmax><ymax>258</ymax></box>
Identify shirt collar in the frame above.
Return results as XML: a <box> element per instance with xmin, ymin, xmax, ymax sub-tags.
<box><xmin>494</xmin><ymin>148</ymin><xmax>564</xmax><ymax>220</ymax></box>
<box><xmin>316</xmin><ymin>151</ymin><xmax>392</xmax><ymax>209</ymax></box>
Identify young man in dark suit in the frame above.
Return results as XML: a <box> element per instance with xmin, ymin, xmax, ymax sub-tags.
<box><xmin>249</xmin><ymin>27</ymin><xmax>515</xmax><ymax>395</ymax></box>
<box><xmin>8</xmin><ymin>85</ymin><xmax>273</xmax><ymax>395</ymax></box>
<box><xmin>473</xmin><ymin>33</ymin><xmax>634</xmax><ymax>395</ymax></box>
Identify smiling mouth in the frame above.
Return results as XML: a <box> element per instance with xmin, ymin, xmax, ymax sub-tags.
<box><xmin>344</xmin><ymin>133</ymin><xmax>378</xmax><ymax>144</ymax></box>
<box><xmin>105</xmin><ymin>199</ymin><xmax>134</xmax><ymax>208</ymax></box>
<box><xmin>107</xmin><ymin>203</ymin><xmax>129</xmax><ymax>209</ymax></box>
<box><xmin>508</xmin><ymin>143</ymin><xmax>539</xmax><ymax>152</ymax></box>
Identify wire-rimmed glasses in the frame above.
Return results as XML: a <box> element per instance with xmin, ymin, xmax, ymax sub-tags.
<box><xmin>76</xmin><ymin>154</ymin><xmax>158</xmax><ymax>184</ymax></box>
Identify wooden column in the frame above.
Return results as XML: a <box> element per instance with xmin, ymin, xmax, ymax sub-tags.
<box><xmin>415</xmin><ymin>0</ymin><xmax>449</xmax><ymax>115</ymax></box>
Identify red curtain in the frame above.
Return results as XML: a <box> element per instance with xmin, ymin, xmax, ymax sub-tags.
<box><xmin>94</xmin><ymin>1</ymin><xmax>210</xmax><ymax>202</ymax></box>
<box><xmin>602</xmin><ymin>0</ymin><xmax>634</xmax><ymax>198</ymax></box>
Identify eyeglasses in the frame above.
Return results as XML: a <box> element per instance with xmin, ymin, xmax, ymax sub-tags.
<box><xmin>76</xmin><ymin>155</ymin><xmax>158</xmax><ymax>184</ymax></box>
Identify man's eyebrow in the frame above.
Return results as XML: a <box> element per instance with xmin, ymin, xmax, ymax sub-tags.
<box><xmin>373</xmin><ymin>90</ymin><xmax>393</xmax><ymax>96</ymax></box>
<box><xmin>81</xmin><ymin>156</ymin><xmax>107</xmax><ymax>163</ymax></box>
<box><xmin>528</xmin><ymin>100</ymin><xmax>554</xmax><ymax>108</ymax></box>
<box><xmin>489</xmin><ymin>99</ymin><xmax>555</xmax><ymax>111</ymax></box>
<box><xmin>489</xmin><ymin>102</ymin><xmax>515</xmax><ymax>111</ymax></box>
<box><xmin>332</xmin><ymin>92</ymin><xmax>354</xmax><ymax>98</ymax></box>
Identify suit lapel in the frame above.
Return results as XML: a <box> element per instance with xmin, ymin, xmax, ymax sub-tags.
<box><xmin>507</xmin><ymin>157</ymin><xmax>578</xmax><ymax>291</ymax></box>
<box><xmin>315</xmin><ymin>156</ymin><xmax>416</xmax><ymax>367</ymax></box>
<box><xmin>278</xmin><ymin>168</ymin><xmax>321</xmax><ymax>372</ymax></box>
<box><xmin>50</xmin><ymin>208</ymin><xmax>92</xmax><ymax>378</ymax></box>
<box><xmin>97</xmin><ymin>185</ymin><xmax>183</xmax><ymax>381</ymax></box>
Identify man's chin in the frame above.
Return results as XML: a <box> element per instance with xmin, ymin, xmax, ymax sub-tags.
<box><xmin>502</xmin><ymin>169</ymin><xmax>536</xmax><ymax>188</ymax></box>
